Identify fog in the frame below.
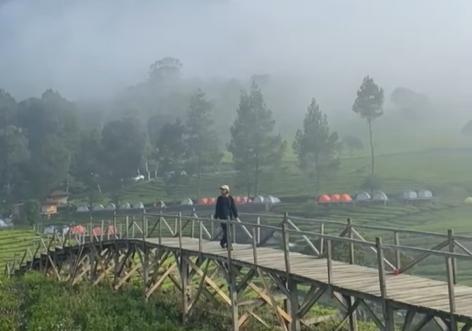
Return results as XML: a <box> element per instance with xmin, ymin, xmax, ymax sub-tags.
<box><xmin>1</xmin><ymin>0</ymin><xmax>471</xmax><ymax>108</ymax></box>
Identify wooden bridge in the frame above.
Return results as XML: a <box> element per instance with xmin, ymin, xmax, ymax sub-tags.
<box><xmin>6</xmin><ymin>212</ymin><xmax>472</xmax><ymax>331</ymax></box>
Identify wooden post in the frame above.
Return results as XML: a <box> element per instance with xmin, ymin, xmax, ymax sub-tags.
<box><xmin>327</xmin><ymin>239</ymin><xmax>332</xmax><ymax>285</ymax></box>
<box><xmin>178</xmin><ymin>212</ymin><xmax>183</xmax><ymax>250</ymax></box>
<box><xmin>158</xmin><ymin>215</ymin><xmax>162</xmax><ymax>246</ymax></box>
<box><xmin>141</xmin><ymin>209</ymin><xmax>146</xmax><ymax>239</ymax></box>
<box><xmin>256</xmin><ymin>216</ymin><xmax>261</xmax><ymax>244</ymax></box>
<box><xmin>210</xmin><ymin>214</ymin><xmax>214</xmax><ymax>238</ymax></box>
<box><xmin>282</xmin><ymin>212</ymin><xmax>300</xmax><ymax>331</ymax></box>
<box><xmin>199</xmin><ymin>221</ymin><xmax>203</xmax><ymax>254</ymax></box>
<box><xmin>448</xmin><ymin>229</ymin><xmax>457</xmax><ymax>284</ymax></box>
<box><xmin>125</xmin><ymin>216</ymin><xmax>129</xmax><ymax>239</ymax></box>
<box><xmin>394</xmin><ymin>231</ymin><xmax>401</xmax><ymax>270</ymax></box>
<box><xmin>226</xmin><ymin>220</ymin><xmax>239</xmax><ymax>331</ymax></box>
<box><xmin>191</xmin><ymin>218</ymin><xmax>195</xmax><ymax>238</ymax></box>
<box><xmin>347</xmin><ymin>218</ymin><xmax>358</xmax><ymax>331</ymax></box>
<box><xmin>376</xmin><ymin>237</ymin><xmax>394</xmax><ymax>331</ymax></box>
<box><xmin>252</xmin><ymin>227</ymin><xmax>258</xmax><ymax>265</ymax></box>
<box><xmin>100</xmin><ymin>220</ymin><xmax>104</xmax><ymax>242</ymax></box>
<box><xmin>347</xmin><ymin>218</ymin><xmax>355</xmax><ymax>264</ymax></box>
<box><xmin>180</xmin><ymin>254</ymin><xmax>189</xmax><ymax>322</ymax></box>
<box><xmin>319</xmin><ymin>223</ymin><xmax>325</xmax><ymax>255</ymax></box>
<box><xmin>112</xmin><ymin>210</ymin><xmax>117</xmax><ymax>238</ymax></box>
<box><xmin>446</xmin><ymin>255</ymin><xmax>457</xmax><ymax>331</ymax></box>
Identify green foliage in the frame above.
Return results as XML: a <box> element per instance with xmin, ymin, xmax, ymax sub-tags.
<box><xmin>0</xmin><ymin>272</ymin><xmax>221</xmax><ymax>331</ymax></box>
<box><xmin>390</xmin><ymin>87</ymin><xmax>431</xmax><ymax>120</ymax></box>
<box><xmin>229</xmin><ymin>82</ymin><xmax>285</xmax><ymax>195</ymax></box>
<box><xmin>21</xmin><ymin>199</ymin><xmax>41</xmax><ymax>226</ymax></box>
<box><xmin>293</xmin><ymin>98</ymin><xmax>340</xmax><ymax>193</ymax></box>
<box><xmin>100</xmin><ymin>117</ymin><xmax>146</xmax><ymax>181</ymax></box>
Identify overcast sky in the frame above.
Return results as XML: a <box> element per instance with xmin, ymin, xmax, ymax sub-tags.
<box><xmin>1</xmin><ymin>0</ymin><xmax>471</xmax><ymax>106</ymax></box>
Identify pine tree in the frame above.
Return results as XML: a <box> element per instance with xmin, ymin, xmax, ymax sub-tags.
<box><xmin>228</xmin><ymin>83</ymin><xmax>284</xmax><ymax>195</ymax></box>
<box><xmin>293</xmin><ymin>98</ymin><xmax>340</xmax><ymax>192</ymax></box>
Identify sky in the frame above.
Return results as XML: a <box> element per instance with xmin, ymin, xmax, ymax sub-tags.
<box><xmin>0</xmin><ymin>0</ymin><xmax>471</xmax><ymax>108</ymax></box>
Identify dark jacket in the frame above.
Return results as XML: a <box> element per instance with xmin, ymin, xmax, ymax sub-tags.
<box><xmin>214</xmin><ymin>195</ymin><xmax>238</xmax><ymax>220</ymax></box>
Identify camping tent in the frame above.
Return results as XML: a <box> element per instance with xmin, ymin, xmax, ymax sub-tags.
<box><xmin>417</xmin><ymin>190</ymin><xmax>433</xmax><ymax>200</ymax></box>
<box><xmin>355</xmin><ymin>192</ymin><xmax>371</xmax><ymax>202</ymax></box>
<box><xmin>372</xmin><ymin>191</ymin><xmax>388</xmax><ymax>202</ymax></box>
<box><xmin>340</xmin><ymin>194</ymin><xmax>353</xmax><ymax>203</ymax></box>
<box><xmin>0</xmin><ymin>219</ymin><xmax>11</xmax><ymax>228</ymax></box>
<box><xmin>465</xmin><ymin>197</ymin><xmax>472</xmax><ymax>205</ymax></box>
<box><xmin>92</xmin><ymin>226</ymin><xmax>103</xmax><ymax>236</ymax></box>
<box><xmin>198</xmin><ymin>198</ymin><xmax>209</xmax><ymax>205</ymax></box>
<box><xmin>105</xmin><ymin>203</ymin><xmax>116</xmax><ymax>211</ymax></box>
<box><xmin>133</xmin><ymin>202</ymin><xmax>145</xmax><ymax>209</ymax></box>
<box><xmin>317</xmin><ymin>194</ymin><xmax>331</xmax><ymax>204</ymax></box>
<box><xmin>70</xmin><ymin>225</ymin><xmax>86</xmax><ymax>235</ymax></box>
<box><xmin>402</xmin><ymin>190</ymin><xmax>418</xmax><ymax>201</ymax></box>
<box><xmin>76</xmin><ymin>205</ymin><xmax>89</xmax><ymax>213</ymax></box>
<box><xmin>92</xmin><ymin>204</ymin><xmax>104</xmax><ymax>211</ymax></box>
<box><xmin>266</xmin><ymin>195</ymin><xmax>281</xmax><ymax>204</ymax></box>
<box><xmin>120</xmin><ymin>202</ymin><xmax>131</xmax><ymax>210</ymax></box>
<box><xmin>181</xmin><ymin>198</ymin><xmax>194</xmax><ymax>206</ymax></box>
<box><xmin>330</xmin><ymin>194</ymin><xmax>341</xmax><ymax>202</ymax></box>
<box><xmin>253</xmin><ymin>196</ymin><xmax>265</xmax><ymax>204</ymax></box>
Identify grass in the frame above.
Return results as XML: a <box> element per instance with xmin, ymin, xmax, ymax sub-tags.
<box><xmin>0</xmin><ymin>228</ymin><xmax>38</xmax><ymax>271</ymax></box>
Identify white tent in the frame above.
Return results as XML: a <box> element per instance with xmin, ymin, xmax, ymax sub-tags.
<box><xmin>43</xmin><ymin>225</ymin><xmax>56</xmax><ymax>235</ymax></box>
<box><xmin>133</xmin><ymin>202</ymin><xmax>145</xmax><ymax>209</ymax></box>
<box><xmin>418</xmin><ymin>190</ymin><xmax>433</xmax><ymax>200</ymax></box>
<box><xmin>76</xmin><ymin>205</ymin><xmax>89</xmax><ymax>213</ymax></box>
<box><xmin>120</xmin><ymin>202</ymin><xmax>131</xmax><ymax>210</ymax></box>
<box><xmin>265</xmin><ymin>195</ymin><xmax>281</xmax><ymax>204</ymax></box>
<box><xmin>372</xmin><ymin>191</ymin><xmax>388</xmax><ymax>202</ymax></box>
<box><xmin>181</xmin><ymin>198</ymin><xmax>194</xmax><ymax>206</ymax></box>
<box><xmin>402</xmin><ymin>190</ymin><xmax>418</xmax><ymax>200</ymax></box>
<box><xmin>355</xmin><ymin>192</ymin><xmax>371</xmax><ymax>201</ymax></box>
<box><xmin>0</xmin><ymin>219</ymin><xmax>11</xmax><ymax>228</ymax></box>
<box><xmin>464</xmin><ymin>197</ymin><xmax>472</xmax><ymax>205</ymax></box>
<box><xmin>105</xmin><ymin>203</ymin><xmax>116</xmax><ymax>211</ymax></box>
<box><xmin>92</xmin><ymin>204</ymin><xmax>104</xmax><ymax>211</ymax></box>
<box><xmin>253</xmin><ymin>196</ymin><xmax>265</xmax><ymax>204</ymax></box>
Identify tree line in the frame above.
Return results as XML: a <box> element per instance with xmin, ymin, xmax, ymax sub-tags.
<box><xmin>0</xmin><ymin>57</ymin><xmax>385</xmax><ymax>213</ymax></box>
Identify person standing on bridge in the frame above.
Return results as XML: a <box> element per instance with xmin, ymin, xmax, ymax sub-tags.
<box><xmin>214</xmin><ymin>185</ymin><xmax>238</xmax><ymax>249</ymax></box>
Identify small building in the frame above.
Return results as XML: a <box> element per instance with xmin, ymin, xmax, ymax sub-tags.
<box><xmin>47</xmin><ymin>191</ymin><xmax>69</xmax><ymax>206</ymax></box>
<box><xmin>41</xmin><ymin>203</ymin><xmax>58</xmax><ymax>216</ymax></box>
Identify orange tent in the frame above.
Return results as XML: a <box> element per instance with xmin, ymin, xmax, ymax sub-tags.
<box><xmin>331</xmin><ymin>194</ymin><xmax>341</xmax><ymax>202</ymax></box>
<box><xmin>317</xmin><ymin>194</ymin><xmax>331</xmax><ymax>203</ymax></box>
<box><xmin>71</xmin><ymin>225</ymin><xmax>86</xmax><ymax>235</ymax></box>
<box><xmin>198</xmin><ymin>198</ymin><xmax>209</xmax><ymax>205</ymax></box>
<box><xmin>92</xmin><ymin>226</ymin><xmax>103</xmax><ymax>236</ymax></box>
<box><xmin>340</xmin><ymin>194</ymin><xmax>353</xmax><ymax>202</ymax></box>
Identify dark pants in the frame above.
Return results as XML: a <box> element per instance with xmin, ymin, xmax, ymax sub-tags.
<box><xmin>220</xmin><ymin>221</ymin><xmax>228</xmax><ymax>247</ymax></box>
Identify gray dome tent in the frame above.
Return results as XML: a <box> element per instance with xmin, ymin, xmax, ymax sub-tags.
<box><xmin>253</xmin><ymin>196</ymin><xmax>265</xmax><ymax>204</ymax></box>
<box><xmin>76</xmin><ymin>205</ymin><xmax>89</xmax><ymax>213</ymax></box>
<box><xmin>133</xmin><ymin>202</ymin><xmax>145</xmax><ymax>209</ymax></box>
<box><xmin>265</xmin><ymin>195</ymin><xmax>281</xmax><ymax>204</ymax></box>
<box><xmin>355</xmin><ymin>192</ymin><xmax>371</xmax><ymax>202</ymax></box>
<box><xmin>402</xmin><ymin>190</ymin><xmax>418</xmax><ymax>201</ymax></box>
<box><xmin>181</xmin><ymin>198</ymin><xmax>194</xmax><ymax>206</ymax></box>
<box><xmin>105</xmin><ymin>203</ymin><xmax>116</xmax><ymax>211</ymax></box>
<box><xmin>120</xmin><ymin>202</ymin><xmax>131</xmax><ymax>210</ymax></box>
<box><xmin>417</xmin><ymin>190</ymin><xmax>433</xmax><ymax>200</ymax></box>
<box><xmin>372</xmin><ymin>191</ymin><xmax>388</xmax><ymax>204</ymax></box>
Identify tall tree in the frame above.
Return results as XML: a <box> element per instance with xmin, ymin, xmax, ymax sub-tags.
<box><xmin>17</xmin><ymin>90</ymin><xmax>79</xmax><ymax>197</ymax></box>
<box><xmin>228</xmin><ymin>83</ymin><xmax>284</xmax><ymax>195</ymax></box>
<box><xmin>185</xmin><ymin>89</ymin><xmax>222</xmax><ymax>196</ymax></box>
<box><xmin>154</xmin><ymin>119</ymin><xmax>188</xmax><ymax>197</ymax></box>
<box><xmin>100</xmin><ymin>117</ymin><xmax>146</xmax><ymax>182</ymax></box>
<box><xmin>0</xmin><ymin>125</ymin><xmax>29</xmax><ymax>199</ymax></box>
<box><xmin>352</xmin><ymin>76</ymin><xmax>384</xmax><ymax>176</ymax></box>
<box><xmin>293</xmin><ymin>99</ymin><xmax>340</xmax><ymax>192</ymax></box>
<box><xmin>0</xmin><ymin>89</ymin><xmax>18</xmax><ymax>128</ymax></box>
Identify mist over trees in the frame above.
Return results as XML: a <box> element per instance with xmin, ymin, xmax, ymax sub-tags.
<box><xmin>293</xmin><ymin>99</ymin><xmax>340</xmax><ymax>193</ymax></box>
<box><xmin>229</xmin><ymin>83</ymin><xmax>285</xmax><ymax>196</ymax></box>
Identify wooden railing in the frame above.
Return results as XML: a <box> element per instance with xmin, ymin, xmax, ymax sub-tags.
<box><xmin>7</xmin><ymin>210</ymin><xmax>472</xmax><ymax>320</ymax></box>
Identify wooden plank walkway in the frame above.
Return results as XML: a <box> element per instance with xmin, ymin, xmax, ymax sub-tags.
<box><xmin>147</xmin><ymin>237</ymin><xmax>472</xmax><ymax>319</ymax></box>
